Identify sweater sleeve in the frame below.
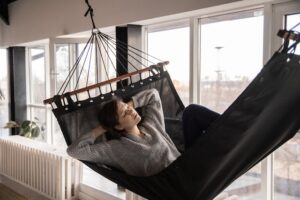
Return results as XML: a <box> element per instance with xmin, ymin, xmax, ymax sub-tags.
<box><xmin>132</xmin><ymin>88</ymin><xmax>165</xmax><ymax>130</ymax></box>
<box><xmin>66</xmin><ymin>131</ymin><xmax>110</xmax><ymax>163</ymax></box>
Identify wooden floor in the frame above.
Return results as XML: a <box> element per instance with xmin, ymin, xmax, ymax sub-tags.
<box><xmin>0</xmin><ymin>183</ymin><xmax>27</xmax><ymax>200</ymax></box>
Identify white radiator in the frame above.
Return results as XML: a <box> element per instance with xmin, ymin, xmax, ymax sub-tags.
<box><xmin>0</xmin><ymin>136</ymin><xmax>80</xmax><ymax>200</ymax></box>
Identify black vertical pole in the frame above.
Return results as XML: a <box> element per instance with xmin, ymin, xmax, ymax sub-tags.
<box><xmin>116</xmin><ymin>25</ymin><xmax>142</xmax><ymax>88</ymax></box>
<box><xmin>8</xmin><ymin>47</ymin><xmax>27</xmax><ymax>135</ymax></box>
<box><xmin>116</xmin><ymin>26</ymin><xmax>128</xmax><ymax>88</ymax></box>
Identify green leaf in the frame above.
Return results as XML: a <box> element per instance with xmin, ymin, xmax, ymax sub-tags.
<box><xmin>31</xmin><ymin>126</ymin><xmax>40</xmax><ymax>138</ymax></box>
<box><xmin>4</xmin><ymin>121</ymin><xmax>19</xmax><ymax>128</ymax></box>
<box><xmin>21</xmin><ymin>120</ymin><xmax>31</xmax><ymax>129</ymax></box>
<box><xmin>19</xmin><ymin>120</ymin><xmax>40</xmax><ymax>138</ymax></box>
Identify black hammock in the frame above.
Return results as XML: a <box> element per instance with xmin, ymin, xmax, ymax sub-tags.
<box><xmin>43</xmin><ymin>4</ymin><xmax>300</xmax><ymax>199</ymax></box>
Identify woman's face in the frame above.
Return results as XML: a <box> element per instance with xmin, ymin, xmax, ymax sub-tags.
<box><xmin>115</xmin><ymin>101</ymin><xmax>141</xmax><ymax>131</ymax></box>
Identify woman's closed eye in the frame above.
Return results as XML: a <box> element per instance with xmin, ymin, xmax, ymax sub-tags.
<box><xmin>121</xmin><ymin>109</ymin><xmax>126</xmax><ymax>118</ymax></box>
<box><xmin>122</xmin><ymin>109</ymin><xmax>130</xmax><ymax>117</ymax></box>
<box><xmin>119</xmin><ymin>103</ymin><xmax>135</xmax><ymax>118</ymax></box>
<box><xmin>121</xmin><ymin>105</ymin><xmax>130</xmax><ymax>118</ymax></box>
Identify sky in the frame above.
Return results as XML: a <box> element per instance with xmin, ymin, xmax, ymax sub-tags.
<box><xmin>148</xmin><ymin>12</ymin><xmax>264</xmax><ymax>83</ymax></box>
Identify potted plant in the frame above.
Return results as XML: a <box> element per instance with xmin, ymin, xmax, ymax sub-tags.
<box><xmin>4</xmin><ymin>117</ymin><xmax>44</xmax><ymax>139</ymax></box>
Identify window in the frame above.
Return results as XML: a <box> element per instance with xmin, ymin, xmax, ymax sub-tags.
<box><xmin>147</xmin><ymin>21</ymin><xmax>190</xmax><ymax>105</ymax></box>
<box><xmin>199</xmin><ymin>9</ymin><xmax>264</xmax><ymax>113</ymax></box>
<box><xmin>52</xmin><ymin>44</ymin><xmax>72</xmax><ymax>147</ymax></box>
<box><xmin>0</xmin><ymin>49</ymin><xmax>10</xmax><ymax>137</ymax></box>
<box><xmin>286</xmin><ymin>14</ymin><xmax>300</xmax><ymax>55</ymax></box>
<box><xmin>76</xmin><ymin>41</ymin><xmax>116</xmax><ymax>96</ymax></box>
<box><xmin>273</xmin><ymin>13</ymin><xmax>300</xmax><ymax>200</ymax></box>
<box><xmin>52</xmin><ymin>39</ymin><xmax>118</xmax><ymax>146</ymax></box>
<box><xmin>77</xmin><ymin>38</ymin><xmax>123</xmax><ymax>197</ymax></box>
<box><xmin>55</xmin><ymin>44</ymin><xmax>71</xmax><ymax>93</ymax></box>
<box><xmin>27</xmin><ymin>47</ymin><xmax>47</xmax><ymax>142</ymax></box>
<box><xmin>52</xmin><ymin>34</ymin><xmax>122</xmax><ymax>197</ymax></box>
<box><xmin>199</xmin><ymin>9</ymin><xmax>264</xmax><ymax>199</ymax></box>
<box><xmin>76</xmin><ymin>43</ymin><xmax>97</xmax><ymax>91</ymax></box>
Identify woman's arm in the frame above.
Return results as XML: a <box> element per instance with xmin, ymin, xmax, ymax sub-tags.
<box><xmin>91</xmin><ymin>126</ymin><xmax>106</xmax><ymax>138</ymax></box>
<box><xmin>131</xmin><ymin>89</ymin><xmax>165</xmax><ymax>128</ymax></box>
<box><xmin>131</xmin><ymin>89</ymin><xmax>161</xmax><ymax>108</ymax></box>
<box><xmin>66</xmin><ymin>126</ymin><xmax>109</xmax><ymax>163</ymax></box>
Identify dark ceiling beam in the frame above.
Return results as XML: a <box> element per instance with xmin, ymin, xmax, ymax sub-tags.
<box><xmin>0</xmin><ymin>0</ymin><xmax>17</xmax><ymax>25</ymax></box>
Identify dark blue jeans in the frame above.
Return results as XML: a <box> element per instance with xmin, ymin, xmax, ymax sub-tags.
<box><xmin>182</xmin><ymin>104</ymin><xmax>220</xmax><ymax>149</ymax></box>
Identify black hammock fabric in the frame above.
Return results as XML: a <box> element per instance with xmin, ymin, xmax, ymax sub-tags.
<box><xmin>51</xmin><ymin>51</ymin><xmax>300</xmax><ymax>200</ymax></box>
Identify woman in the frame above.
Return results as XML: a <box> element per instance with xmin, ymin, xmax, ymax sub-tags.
<box><xmin>67</xmin><ymin>88</ymin><xmax>181</xmax><ymax>176</ymax></box>
<box><xmin>67</xmin><ymin>88</ymin><xmax>220</xmax><ymax>176</ymax></box>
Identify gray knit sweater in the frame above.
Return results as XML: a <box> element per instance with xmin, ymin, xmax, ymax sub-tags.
<box><xmin>67</xmin><ymin>89</ymin><xmax>181</xmax><ymax>176</ymax></box>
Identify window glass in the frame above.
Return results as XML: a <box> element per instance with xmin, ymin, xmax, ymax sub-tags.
<box><xmin>200</xmin><ymin>9</ymin><xmax>264</xmax><ymax>199</ymax></box>
<box><xmin>73</xmin><ymin>32</ymin><xmax>121</xmax><ymax>195</ymax></box>
<box><xmin>0</xmin><ymin>49</ymin><xmax>10</xmax><ymax>137</ymax></box>
<box><xmin>29</xmin><ymin>107</ymin><xmax>47</xmax><ymax>142</ymax></box>
<box><xmin>77</xmin><ymin>43</ymin><xmax>97</xmax><ymax>90</ymax></box>
<box><xmin>28</xmin><ymin>47</ymin><xmax>47</xmax><ymax>142</ymax></box>
<box><xmin>148</xmin><ymin>25</ymin><xmax>190</xmax><ymax>105</ymax></box>
<box><xmin>273</xmin><ymin>13</ymin><xmax>300</xmax><ymax>200</ymax></box>
<box><xmin>53</xmin><ymin>44</ymin><xmax>70</xmax><ymax>147</ymax></box>
<box><xmin>30</xmin><ymin>47</ymin><xmax>46</xmax><ymax>104</ymax></box>
<box><xmin>200</xmin><ymin>10</ymin><xmax>264</xmax><ymax>113</ymax></box>
<box><xmin>55</xmin><ymin>44</ymin><xmax>71</xmax><ymax>93</ymax></box>
<box><xmin>286</xmin><ymin>14</ymin><xmax>300</xmax><ymax>55</ymax></box>
<box><xmin>96</xmin><ymin>39</ymin><xmax>117</xmax><ymax>93</ymax></box>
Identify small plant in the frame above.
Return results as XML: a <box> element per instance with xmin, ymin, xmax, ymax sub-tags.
<box><xmin>4</xmin><ymin>117</ymin><xmax>44</xmax><ymax>139</ymax></box>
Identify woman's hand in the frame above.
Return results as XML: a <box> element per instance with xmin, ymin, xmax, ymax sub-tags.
<box><xmin>127</xmin><ymin>100</ymin><xmax>134</xmax><ymax>108</ymax></box>
<box><xmin>91</xmin><ymin>126</ymin><xmax>106</xmax><ymax>138</ymax></box>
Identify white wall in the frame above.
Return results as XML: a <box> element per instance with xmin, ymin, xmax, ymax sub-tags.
<box><xmin>0</xmin><ymin>19</ymin><xmax>3</xmax><ymax>46</ymax></box>
<box><xmin>0</xmin><ymin>0</ymin><xmax>242</xmax><ymax>47</ymax></box>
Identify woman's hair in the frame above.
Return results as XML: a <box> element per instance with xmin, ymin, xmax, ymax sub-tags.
<box><xmin>98</xmin><ymin>96</ymin><xmax>124</xmax><ymax>140</ymax></box>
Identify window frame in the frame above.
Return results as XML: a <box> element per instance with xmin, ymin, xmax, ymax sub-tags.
<box><xmin>146</xmin><ymin>5</ymin><xmax>266</xmax><ymax>200</ymax></box>
<box><xmin>26</xmin><ymin>45</ymin><xmax>49</xmax><ymax>142</ymax></box>
<box><xmin>271</xmin><ymin>2</ymin><xmax>300</xmax><ymax>200</ymax></box>
<box><xmin>49</xmin><ymin>36</ymin><xmax>123</xmax><ymax>198</ymax></box>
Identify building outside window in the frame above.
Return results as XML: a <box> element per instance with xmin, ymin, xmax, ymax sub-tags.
<box><xmin>199</xmin><ymin>9</ymin><xmax>264</xmax><ymax>199</ymax></box>
<box><xmin>147</xmin><ymin>21</ymin><xmax>190</xmax><ymax>105</ymax></box>
<box><xmin>273</xmin><ymin>13</ymin><xmax>300</xmax><ymax>200</ymax></box>
<box><xmin>27</xmin><ymin>47</ymin><xmax>47</xmax><ymax>142</ymax></box>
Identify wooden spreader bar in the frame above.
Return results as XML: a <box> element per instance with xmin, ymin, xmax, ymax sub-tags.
<box><xmin>43</xmin><ymin>62</ymin><xmax>169</xmax><ymax>105</ymax></box>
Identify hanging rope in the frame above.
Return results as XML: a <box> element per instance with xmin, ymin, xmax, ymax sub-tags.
<box><xmin>57</xmin><ymin>34</ymin><xmax>94</xmax><ymax>95</ymax></box>
<box><xmin>84</xmin><ymin>0</ymin><xmax>96</xmax><ymax>29</ymax></box>
<box><xmin>45</xmin><ymin>0</ymin><xmax>170</xmax><ymax>104</ymax></box>
<box><xmin>289</xmin><ymin>21</ymin><xmax>300</xmax><ymax>31</ymax></box>
<box><xmin>276</xmin><ymin>21</ymin><xmax>300</xmax><ymax>53</ymax></box>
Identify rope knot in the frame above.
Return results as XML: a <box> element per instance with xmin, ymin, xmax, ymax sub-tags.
<box><xmin>84</xmin><ymin>0</ymin><xmax>96</xmax><ymax>29</ymax></box>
